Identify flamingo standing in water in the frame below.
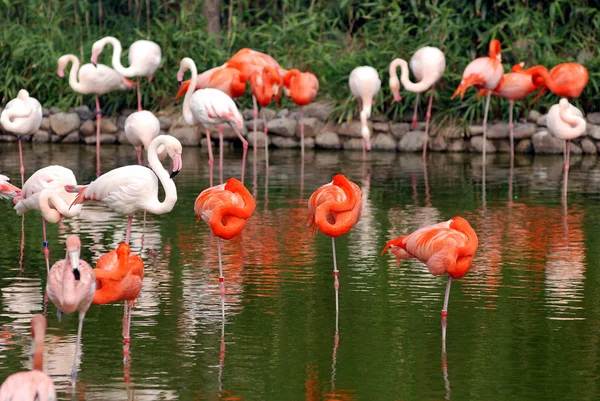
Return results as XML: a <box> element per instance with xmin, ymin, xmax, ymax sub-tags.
<box><xmin>91</xmin><ymin>36</ymin><xmax>162</xmax><ymax>111</ymax></box>
<box><xmin>389</xmin><ymin>46</ymin><xmax>446</xmax><ymax>158</ymax></box>
<box><xmin>177</xmin><ymin>57</ymin><xmax>247</xmax><ymax>186</ymax></box>
<box><xmin>546</xmin><ymin>98</ymin><xmax>586</xmax><ymax>198</ymax></box>
<box><xmin>382</xmin><ymin>217</ymin><xmax>478</xmax><ymax>341</ymax></box>
<box><xmin>93</xmin><ymin>242</ymin><xmax>144</xmax><ymax>347</ymax></box>
<box><xmin>46</xmin><ymin>235</ymin><xmax>96</xmax><ymax>380</ymax></box>
<box><xmin>308</xmin><ymin>174</ymin><xmax>362</xmax><ymax>312</ymax></box>
<box><xmin>124</xmin><ymin>110</ymin><xmax>163</xmax><ymax>165</ymax></box>
<box><xmin>0</xmin><ymin>315</ymin><xmax>56</xmax><ymax>399</ymax></box>
<box><xmin>283</xmin><ymin>69</ymin><xmax>319</xmax><ymax>158</ymax></box>
<box><xmin>0</xmin><ymin>174</ymin><xmax>20</xmax><ymax>199</ymax></box>
<box><xmin>57</xmin><ymin>54</ymin><xmax>134</xmax><ymax>177</ymax></box>
<box><xmin>67</xmin><ymin>135</ymin><xmax>182</xmax><ymax>244</ymax></box>
<box><xmin>0</xmin><ymin>90</ymin><xmax>42</xmax><ymax>185</ymax></box>
<box><xmin>13</xmin><ymin>165</ymin><xmax>83</xmax><ymax>272</ymax></box>
<box><xmin>349</xmin><ymin>66</ymin><xmax>381</xmax><ymax>160</ymax></box>
<box><xmin>250</xmin><ymin>66</ymin><xmax>282</xmax><ymax>169</ymax></box>
<box><xmin>451</xmin><ymin>39</ymin><xmax>504</xmax><ymax>160</ymax></box>
<box><xmin>194</xmin><ymin>178</ymin><xmax>255</xmax><ymax>296</ymax></box>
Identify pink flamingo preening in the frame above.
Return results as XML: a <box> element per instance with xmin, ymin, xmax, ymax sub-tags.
<box><xmin>46</xmin><ymin>234</ymin><xmax>96</xmax><ymax>380</ymax></box>
<box><xmin>349</xmin><ymin>66</ymin><xmax>381</xmax><ymax>160</ymax></box>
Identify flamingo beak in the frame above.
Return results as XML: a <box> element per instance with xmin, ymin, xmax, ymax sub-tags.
<box><xmin>170</xmin><ymin>154</ymin><xmax>183</xmax><ymax>178</ymax></box>
<box><xmin>68</xmin><ymin>250</ymin><xmax>81</xmax><ymax>280</ymax></box>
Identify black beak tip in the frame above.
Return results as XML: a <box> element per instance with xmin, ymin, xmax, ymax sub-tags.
<box><xmin>170</xmin><ymin>170</ymin><xmax>180</xmax><ymax>179</ymax></box>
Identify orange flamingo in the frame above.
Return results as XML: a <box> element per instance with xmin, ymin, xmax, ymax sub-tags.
<box><xmin>452</xmin><ymin>39</ymin><xmax>504</xmax><ymax>159</ymax></box>
<box><xmin>515</xmin><ymin>62</ymin><xmax>589</xmax><ymax>103</ymax></box>
<box><xmin>0</xmin><ymin>315</ymin><xmax>56</xmax><ymax>399</ymax></box>
<box><xmin>382</xmin><ymin>217</ymin><xmax>478</xmax><ymax>320</ymax></box>
<box><xmin>477</xmin><ymin>63</ymin><xmax>546</xmax><ymax>158</ymax></box>
<box><xmin>308</xmin><ymin>174</ymin><xmax>362</xmax><ymax>312</ymax></box>
<box><xmin>93</xmin><ymin>243</ymin><xmax>145</xmax><ymax>346</ymax></box>
<box><xmin>283</xmin><ymin>69</ymin><xmax>319</xmax><ymax>158</ymax></box>
<box><xmin>194</xmin><ymin>178</ymin><xmax>256</xmax><ymax>296</ymax></box>
<box><xmin>46</xmin><ymin>234</ymin><xmax>96</xmax><ymax>380</ymax></box>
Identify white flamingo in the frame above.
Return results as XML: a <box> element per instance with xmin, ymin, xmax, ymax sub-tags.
<box><xmin>349</xmin><ymin>66</ymin><xmax>381</xmax><ymax>160</ymax></box>
<box><xmin>91</xmin><ymin>36</ymin><xmax>162</xmax><ymax>111</ymax></box>
<box><xmin>124</xmin><ymin>110</ymin><xmax>164</xmax><ymax>165</ymax></box>
<box><xmin>389</xmin><ymin>46</ymin><xmax>446</xmax><ymax>158</ymax></box>
<box><xmin>57</xmin><ymin>54</ymin><xmax>134</xmax><ymax>177</ymax></box>
<box><xmin>66</xmin><ymin>135</ymin><xmax>182</xmax><ymax>244</ymax></box>
<box><xmin>177</xmin><ymin>57</ymin><xmax>247</xmax><ymax>186</ymax></box>
<box><xmin>13</xmin><ymin>165</ymin><xmax>83</xmax><ymax>272</ymax></box>
<box><xmin>0</xmin><ymin>90</ymin><xmax>42</xmax><ymax>185</ymax></box>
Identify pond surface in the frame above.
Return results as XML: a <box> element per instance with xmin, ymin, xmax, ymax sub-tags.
<box><xmin>1</xmin><ymin>142</ymin><xmax>600</xmax><ymax>401</ymax></box>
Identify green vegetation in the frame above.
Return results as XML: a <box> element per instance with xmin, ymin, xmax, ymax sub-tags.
<box><xmin>1</xmin><ymin>1</ymin><xmax>598</xmax><ymax>127</ymax></box>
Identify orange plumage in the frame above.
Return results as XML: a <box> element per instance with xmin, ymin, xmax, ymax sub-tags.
<box><xmin>93</xmin><ymin>243</ymin><xmax>144</xmax><ymax>305</ymax></box>
<box><xmin>283</xmin><ymin>69</ymin><xmax>319</xmax><ymax>106</ymax></box>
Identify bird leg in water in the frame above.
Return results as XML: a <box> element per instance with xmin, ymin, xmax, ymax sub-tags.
<box><xmin>217</xmin><ymin>237</ymin><xmax>225</xmax><ymax>297</ymax></box>
<box><xmin>136</xmin><ymin>77</ymin><xmax>142</xmax><ymax>112</ymax></box>
<box><xmin>205</xmin><ymin>128</ymin><xmax>214</xmax><ymax>187</ymax></box>
<box><xmin>422</xmin><ymin>88</ymin><xmax>435</xmax><ymax>159</ymax></box>
<box><xmin>298</xmin><ymin>111</ymin><xmax>305</xmax><ymax>160</ymax></box>
<box><xmin>17</xmin><ymin>136</ymin><xmax>24</xmax><ymax>186</ymax></box>
<box><xmin>412</xmin><ymin>92</ymin><xmax>420</xmax><ymax>131</ymax></box>
<box><xmin>125</xmin><ymin>215</ymin><xmax>133</xmax><ymax>244</ymax></box>
<box><xmin>71</xmin><ymin>311</ymin><xmax>86</xmax><ymax>381</ymax></box>
<box><xmin>509</xmin><ymin>100</ymin><xmax>515</xmax><ymax>161</ymax></box>
<box><xmin>123</xmin><ymin>301</ymin><xmax>133</xmax><ymax>342</ymax></box>
<box><xmin>95</xmin><ymin>95</ymin><xmax>102</xmax><ymax>178</ymax></box>
<box><xmin>563</xmin><ymin>139</ymin><xmax>571</xmax><ymax>201</ymax></box>
<box><xmin>482</xmin><ymin>92</ymin><xmax>492</xmax><ymax>163</ymax></box>
<box><xmin>219</xmin><ymin>124</ymin><xmax>224</xmax><ymax>184</ymax></box>
<box><xmin>228</xmin><ymin>122</ymin><xmax>248</xmax><ymax>185</ymax></box>
<box><xmin>263</xmin><ymin>108</ymin><xmax>269</xmax><ymax>170</ymax></box>
<box><xmin>442</xmin><ymin>276</ymin><xmax>452</xmax><ymax>318</ymax></box>
<box><xmin>252</xmin><ymin>95</ymin><xmax>259</xmax><ymax>162</ymax></box>
<box><xmin>42</xmin><ymin>217</ymin><xmax>50</xmax><ymax>273</ymax></box>
<box><xmin>332</xmin><ymin>237</ymin><xmax>339</xmax><ymax>313</ymax></box>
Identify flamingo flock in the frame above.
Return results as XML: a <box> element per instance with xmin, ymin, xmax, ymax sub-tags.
<box><xmin>0</xmin><ymin>34</ymin><xmax>592</xmax><ymax>395</ymax></box>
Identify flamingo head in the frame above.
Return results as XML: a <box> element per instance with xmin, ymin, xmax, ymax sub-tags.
<box><xmin>389</xmin><ymin>76</ymin><xmax>402</xmax><ymax>102</ymax></box>
<box><xmin>120</xmin><ymin>77</ymin><xmax>135</xmax><ymax>90</ymax></box>
<box><xmin>165</xmin><ymin>137</ymin><xmax>183</xmax><ymax>178</ymax></box>
<box><xmin>57</xmin><ymin>55</ymin><xmax>70</xmax><ymax>78</ymax></box>
<box><xmin>90</xmin><ymin>41</ymin><xmax>106</xmax><ymax>66</ymax></box>
<box><xmin>558</xmin><ymin>98</ymin><xmax>571</xmax><ymax>110</ymax></box>
<box><xmin>489</xmin><ymin>39</ymin><xmax>502</xmax><ymax>62</ymax></box>
<box><xmin>65</xmin><ymin>234</ymin><xmax>81</xmax><ymax>279</ymax></box>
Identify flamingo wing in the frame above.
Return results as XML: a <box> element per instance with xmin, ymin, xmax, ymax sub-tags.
<box><xmin>0</xmin><ymin>371</ymin><xmax>56</xmax><ymax>401</ymax></box>
<box><xmin>0</xmin><ymin>175</ymin><xmax>20</xmax><ymax>199</ymax></box>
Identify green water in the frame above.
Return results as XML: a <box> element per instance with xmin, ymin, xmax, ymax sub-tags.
<box><xmin>1</xmin><ymin>142</ymin><xmax>600</xmax><ymax>401</ymax></box>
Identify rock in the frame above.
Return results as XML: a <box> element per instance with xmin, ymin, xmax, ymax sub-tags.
<box><xmin>80</xmin><ymin>120</ymin><xmax>95</xmax><ymax>136</ymax></box>
<box><xmin>398</xmin><ymin>131</ymin><xmax>425</xmax><ymax>152</ymax></box>
<box><xmin>434</xmin><ymin>124</ymin><xmax>463</xmax><ymax>139</ymax></box>
<box><xmin>247</xmin><ymin>131</ymin><xmax>269</xmax><ymax>148</ymax></box>
<box><xmin>298</xmin><ymin>117</ymin><xmax>322</xmax><ymax>138</ymax></box>
<box><xmin>245</xmin><ymin>119</ymin><xmax>265</xmax><ymax>131</ymax></box>
<box><xmin>373</xmin><ymin>122</ymin><xmax>390</xmax><ymax>133</ymax></box>
<box><xmin>527</xmin><ymin>110</ymin><xmax>542</xmax><ymax>123</ymax></box>
<box><xmin>343</xmin><ymin>138</ymin><xmax>364</xmax><ymax>150</ymax></box>
<box><xmin>40</xmin><ymin>117</ymin><xmax>50</xmax><ymax>130</ymax></box>
<box><xmin>49</xmin><ymin>112</ymin><xmax>80</xmax><ymax>136</ymax></box>
<box><xmin>532</xmin><ymin>130</ymin><xmax>563</xmax><ymax>154</ymax></box>
<box><xmin>117</xmin><ymin>130</ymin><xmax>128</xmax><ymax>144</ymax></box>
<box><xmin>158</xmin><ymin>115</ymin><xmax>172</xmax><ymax>130</ymax></box>
<box><xmin>85</xmin><ymin>133</ymin><xmax>116</xmax><ymax>145</ymax></box>
<box><xmin>42</xmin><ymin>108</ymin><xmax>50</xmax><ymax>117</ymax></box>
<box><xmin>267</xmin><ymin>118</ymin><xmax>296</xmax><ymax>137</ymax></box>
<box><xmin>469</xmin><ymin>136</ymin><xmax>496</xmax><ymax>153</ymax></box>
<box><xmin>271</xmin><ymin>136</ymin><xmax>299</xmax><ymax>148</ymax></box>
<box><xmin>487</xmin><ymin>123</ymin><xmax>509</xmax><ymax>139</ymax></box>
<box><xmin>390</xmin><ymin>123</ymin><xmax>410</xmax><ymax>139</ymax></box>
<box><xmin>494</xmin><ymin>140</ymin><xmax>511</xmax><ymax>153</ymax></box>
<box><xmin>337</xmin><ymin>121</ymin><xmax>370</xmax><ymax>138</ymax></box>
<box><xmin>0</xmin><ymin>135</ymin><xmax>16</xmax><ymax>142</ymax></box>
<box><xmin>62</xmin><ymin>131</ymin><xmax>81</xmax><ymax>143</ymax></box>
<box><xmin>277</xmin><ymin>109</ymin><xmax>290</xmax><ymax>118</ymax></box>
<box><xmin>51</xmin><ymin>134</ymin><xmax>63</xmax><ymax>143</ymax></box>
<box><xmin>587</xmin><ymin>124</ymin><xmax>600</xmax><ymax>139</ymax></box>
<box><xmin>299</xmin><ymin>102</ymin><xmax>334</xmax><ymax>121</ymax></box>
<box><xmin>171</xmin><ymin>115</ymin><xmax>188</xmax><ymax>129</ymax></box>
<box><xmin>429</xmin><ymin>135</ymin><xmax>447</xmax><ymax>151</ymax></box>
<box><xmin>117</xmin><ymin>115</ymin><xmax>128</xmax><ymax>130</ymax></box>
<box><xmin>170</xmin><ymin>127</ymin><xmax>200</xmax><ymax>146</ymax></box>
<box><xmin>220</xmin><ymin>123</ymin><xmax>248</xmax><ymax>140</ymax></box>
<box><xmin>315</xmin><ymin>132</ymin><xmax>341</xmax><ymax>149</ymax></box>
<box><xmin>50</xmin><ymin>107</ymin><xmax>61</xmax><ymax>114</ymax></box>
<box><xmin>243</xmin><ymin>108</ymin><xmax>255</xmax><ymax>120</ymax></box>
<box><xmin>261</xmin><ymin>108</ymin><xmax>277</xmax><ymax>121</ymax></box>
<box><xmin>32</xmin><ymin>130</ymin><xmax>50</xmax><ymax>143</ymax></box>
<box><xmin>587</xmin><ymin>112</ymin><xmax>600</xmax><ymax>124</ymax></box>
<box><xmin>372</xmin><ymin>134</ymin><xmax>396</xmax><ymax>151</ymax></box>
<box><xmin>515</xmin><ymin>139</ymin><xmax>533</xmax><ymax>153</ymax></box>
<box><xmin>536</xmin><ymin>114</ymin><xmax>547</xmax><ymax>127</ymax></box>
<box><xmin>100</xmin><ymin>117</ymin><xmax>118</xmax><ymax>133</ymax></box>
<box><xmin>513</xmin><ymin>123</ymin><xmax>537</xmax><ymax>139</ymax></box>
<box><xmin>72</xmin><ymin>105</ymin><xmax>94</xmax><ymax>121</ymax></box>
<box><xmin>580</xmin><ymin>138</ymin><xmax>597</xmax><ymax>154</ymax></box>
<box><xmin>570</xmin><ymin>142</ymin><xmax>583</xmax><ymax>155</ymax></box>
<box><xmin>448</xmin><ymin>139</ymin><xmax>467</xmax><ymax>152</ymax></box>
<box><xmin>304</xmin><ymin>137</ymin><xmax>315</xmax><ymax>149</ymax></box>
<box><xmin>469</xmin><ymin>125</ymin><xmax>484</xmax><ymax>136</ymax></box>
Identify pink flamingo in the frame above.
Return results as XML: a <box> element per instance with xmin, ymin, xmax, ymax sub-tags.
<box><xmin>46</xmin><ymin>235</ymin><xmax>96</xmax><ymax>380</ymax></box>
<box><xmin>124</xmin><ymin>110</ymin><xmax>164</xmax><ymax>165</ymax></box>
<box><xmin>13</xmin><ymin>166</ymin><xmax>83</xmax><ymax>272</ymax></box>
<box><xmin>0</xmin><ymin>89</ymin><xmax>42</xmax><ymax>185</ymax></box>
<box><xmin>67</xmin><ymin>135</ymin><xmax>182</xmax><ymax>244</ymax></box>
<box><xmin>0</xmin><ymin>315</ymin><xmax>56</xmax><ymax>400</ymax></box>
<box><xmin>389</xmin><ymin>46</ymin><xmax>446</xmax><ymax>158</ymax></box>
<box><xmin>177</xmin><ymin>57</ymin><xmax>247</xmax><ymax>186</ymax></box>
<box><xmin>349</xmin><ymin>66</ymin><xmax>381</xmax><ymax>160</ymax></box>
<box><xmin>451</xmin><ymin>39</ymin><xmax>504</xmax><ymax>160</ymax></box>
<box><xmin>91</xmin><ymin>36</ymin><xmax>162</xmax><ymax>111</ymax></box>
<box><xmin>0</xmin><ymin>174</ymin><xmax>20</xmax><ymax>199</ymax></box>
<box><xmin>57</xmin><ymin>54</ymin><xmax>134</xmax><ymax>177</ymax></box>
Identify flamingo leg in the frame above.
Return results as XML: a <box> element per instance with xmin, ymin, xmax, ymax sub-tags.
<box><xmin>136</xmin><ymin>147</ymin><xmax>143</xmax><ymax>166</ymax></box>
<box><xmin>142</xmin><ymin>211</ymin><xmax>146</xmax><ymax>248</ymax></box>
<box><xmin>299</xmin><ymin>112</ymin><xmax>305</xmax><ymax>160</ymax></box>
<box><xmin>136</xmin><ymin>77</ymin><xmax>142</xmax><ymax>112</ymax></box>
<box><xmin>17</xmin><ymin>136</ymin><xmax>24</xmax><ymax>186</ymax></box>
<box><xmin>252</xmin><ymin>95</ymin><xmax>258</xmax><ymax>163</ymax></box>
<box><xmin>507</xmin><ymin>100</ymin><xmax>514</xmax><ymax>162</ymax></box>
<box><xmin>422</xmin><ymin>88</ymin><xmax>434</xmax><ymax>159</ymax></box>
<box><xmin>219</xmin><ymin>124</ymin><xmax>224</xmax><ymax>184</ymax></box>
<box><xmin>95</xmin><ymin>94</ymin><xmax>102</xmax><ymax>178</ymax></box>
<box><xmin>123</xmin><ymin>301</ymin><xmax>133</xmax><ymax>343</ymax></box>
<box><xmin>217</xmin><ymin>236</ymin><xmax>225</xmax><ymax>297</ymax></box>
<box><xmin>71</xmin><ymin>311</ymin><xmax>85</xmax><ymax>380</ymax></box>
<box><xmin>564</xmin><ymin>139</ymin><xmax>571</xmax><ymax>200</ymax></box>
<box><xmin>263</xmin><ymin>109</ymin><xmax>269</xmax><ymax>170</ymax></box>
<box><xmin>229</xmin><ymin>122</ymin><xmax>247</xmax><ymax>185</ymax></box>
<box><xmin>412</xmin><ymin>92</ymin><xmax>420</xmax><ymax>130</ymax></box>
<box><xmin>205</xmin><ymin>128</ymin><xmax>214</xmax><ymax>187</ymax></box>
<box><xmin>125</xmin><ymin>215</ymin><xmax>133</xmax><ymax>244</ymax></box>
<box><xmin>332</xmin><ymin>237</ymin><xmax>339</xmax><ymax>313</ymax></box>
<box><xmin>442</xmin><ymin>275</ymin><xmax>452</xmax><ymax>317</ymax></box>
<box><xmin>482</xmin><ymin>92</ymin><xmax>492</xmax><ymax>163</ymax></box>
<box><xmin>42</xmin><ymin>217</ymin><xmax>50</xmax><ymax>273</ymax></box>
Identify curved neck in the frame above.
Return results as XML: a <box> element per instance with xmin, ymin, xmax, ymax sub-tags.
<box><xmin>104</xmin><ymin>37</ymin><xmax>134</xmax><ymax>76</ymax></box>
<box><xmin>560</xmin><ymin>105</ymin><xmax>586</xmax><ymax>130</ymax></box>
<box><xmin>146</xmin><ymin>137</ymin><xmax>178</xmax><ymax>214</ymax></box>
<box><xmin>283</xmin><ymin>69</ymin><xmax>300</xmax><ymax>88</ymax></box>
<box><xmin>38</xmin><ymin>190</ymin><xmax>61</xmax><ymax>223</ymax></box>
<box><xmin>180</xmin><ymin>58</ymin><xmax>198</xmax><ymax>126</ymax></box>
<box><xmin>32</xmin><ymin>333</ymin><xmax>44</xmax><ymax>371</ymax></box>
<box><xmin>390</xmin><ymin>58</ymin><xmax>433</xmax><ymax>92</ymax></box>
<box><xmin>65</xmin><ymin>55</ymin><xmax>85</xmax><ymax>93</ymax></box>
<box><xmin>451</xmin><ymin>218</ymin><xmax>478</xmax><ymax>256</ymax></box>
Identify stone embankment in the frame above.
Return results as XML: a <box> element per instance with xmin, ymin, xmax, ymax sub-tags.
<box><xmin>1</xmin><ymin>103</ymin><xmax>599</xmax><ymax>155</ymax></box>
